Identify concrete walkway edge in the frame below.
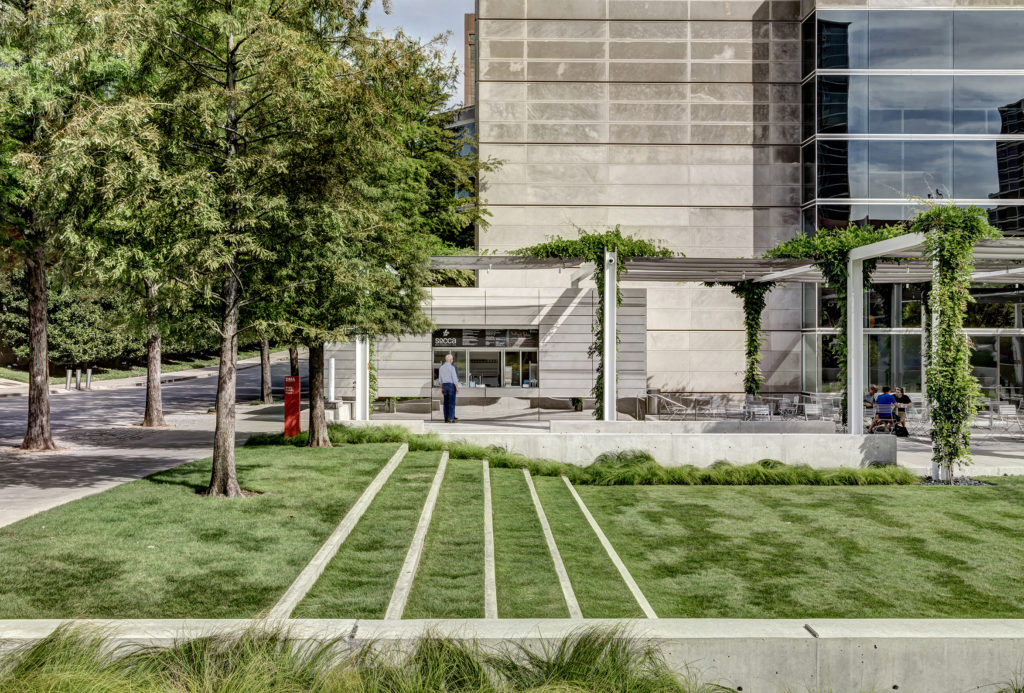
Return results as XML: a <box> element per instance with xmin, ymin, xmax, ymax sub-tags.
<box><xmin>268</xmin><ymin>443</ymin><xmax>409</xmax><ymax>620</ymax></box>
<box><xmin>523</xmin><ymin>468</ymin><xmax>582</xmax><ymax>619</ymax></box>
<box><xmin>384</xmin><ymin>451</ymin><xmax>449</xmax><ymax>620</ymax></box>
<box><xmin>561</xmin><ymin>476</ymin><xmax>658</xmax><ymax>619</ymax></box>
<box><xmin>482</xmin><ymin>460</ymin><xmax>498</xmax><ymax>619</ymax></box>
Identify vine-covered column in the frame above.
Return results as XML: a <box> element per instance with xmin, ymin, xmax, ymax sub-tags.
<box><xmin>912</xmin><ymin>206</ymin><xmax>1000</xmax><ymax>481</ymax></box>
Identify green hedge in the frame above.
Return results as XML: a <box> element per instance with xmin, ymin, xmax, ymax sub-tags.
<box><xmin>246</xmin><ymin>425</ymin><xmax>919</xmax><ymax>486</ymax></box>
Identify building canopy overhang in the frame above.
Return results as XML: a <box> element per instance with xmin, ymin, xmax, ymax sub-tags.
<box><xmin>430</xmin><ymin>236</ymin><xmax>1024</xmax><ymax>285</ymax></box>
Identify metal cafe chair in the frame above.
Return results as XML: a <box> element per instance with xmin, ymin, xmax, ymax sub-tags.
<box><xmin>802</xmin><ymin>403</ymin><xmax>824</xmax><ymax>421</ymax></box>
<box><xmin>991</xmin><ymin>404</ymin><xmax>1024</xmax><ymax>437</ymax></box>
<box><xmin>905</xmin><ymin>405</ymin><xmax>930</xmax><ymax>436</ymax></box>
<box><xmin>745</xmin><ymin>404</ymin><xmax>772</xmax><ymax>422</ymax></box>
<box><xmin>650</xmin><ymin>393</ymin><xmax>690</xmax><ymax>421</ymax></box>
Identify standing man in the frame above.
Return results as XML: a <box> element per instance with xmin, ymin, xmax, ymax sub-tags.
<box><xmin>439</xmin><ymin>353</ymin><xmax>460</xmax><ymax>423</ymax></box>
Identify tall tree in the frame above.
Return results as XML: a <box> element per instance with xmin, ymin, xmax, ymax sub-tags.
<box><xmin>0</xmin><ymin>0</ymin><xmax>130</xmax><ymax>448</ymax></box>
<box><xmin>127</xmin><ymin>0</ymin><xmax>413</xmax><ymax>495</ymax></box>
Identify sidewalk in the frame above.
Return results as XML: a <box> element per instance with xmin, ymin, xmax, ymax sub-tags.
<box><xmin>0</xmin><ymin>404</ymin><xmax>306</xmax><ymax>529</ymax></box>
<box><xmin>0</xmin><ymin>350</ymin><xmax>293</xmax><ymax>398</ymax></box>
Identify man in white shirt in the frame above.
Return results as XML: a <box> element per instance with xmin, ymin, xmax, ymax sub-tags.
<box><xmin>438</xmin><ymin>353</ymin><xmax>460</xmax><ymax>423</ymax></box>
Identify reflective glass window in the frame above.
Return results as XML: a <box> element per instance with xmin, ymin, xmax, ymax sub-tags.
<box><xmin>867</xmin><ymin>141</ymin><xmax>952</xmax><ymax>200</ymax></box>
<box><xmin>821</xmin><ymin>334</ymin><xmax>843</xmax><ymax>392</ymax></box>
<box><xmin>817</xmin><ymin>11</ymin><xmax>867</xmax><ymax>69</ymax></box>
<box><xmin>816</xmin><ymin>203</ymin><xmax>912</xmax><ymax>229</ymax></box>
<box><xmin>868</xmin><ymin>11</ymin><xmax>952</xmax><ymax>69</ymax></box>
<box><xmin>955</xmin><ymin>11</ymin><xmax>1024</xmax><ymax>70</ymax></box>
<box><xmin>867</xmin><ymin>335</ymin><xmax>893</xmax><ymax>391</ymax></box>
<box><xmin>954</xmin><ymin>77</ymin><xmax>1024</xmax><ymax>135</ymax></box>
<box><xmin>897</xmin><ymin>334</ymin><xmax>922</xmax><ymax>393</ymax></box>
<box><xmin>868</xmin><ymin>76</ymin><xmax>951</xmax><ymax>134</ymax></box>
<box><xmin>817</xmin><ymin>75</ymin><xmax>866</xmax><ymax>134</ymax></box>
<box><xmin>999</xmin><ymin>336</ymin><xmax>1024</xmax><ymax>399</ymax></box>
<box><xmin>817</xmin><ymin>139</ymin><xmax>865</xmax><ymax>199</ymax></box>
<box><xmin>802</xmin><ymin>283</ymin><xmax>817</xmax><ymax>329</ymax></box>
<box><xmin>802</xmin><ymin>205</ymin><xmax>817</xmax><ymax>235</ymax></box>
<box><xmin>954</xmin><ymin>141</ymin><xmax>1024</xmax><ymax>201</ymax></box>
<box><xmin>802</xmin><ymin>334</ymin><xmax>818</xmax><ymax>392</ymax></box>
<box><xmin>966</xmin><ymin>286</ymin><xmax>1024</xmax><ymax>328</ymax></box>
<box><xmin>987</xmin><ymin>205</ymin><xmax>1024</xmax><ymax>237</ymax></box>
<box><xmin>801</xmin><ymin>143</ymin><xmax>815</xmax><ymax>203</ymax></box>
<box><xmin>819</xmin><ymin>285</ymin><xmax>842</xmax><ymax>328</ymax></box>
<box><xmin>802</xmin><ymin>80</ymin><xmax>815</xmax><ymax>141</ymax></box>
<box><xmin>971</xmin><ymin>336</ymin><xmax>1000</xmax><ymax>395</ymax></box>
<box><xmin>867</xmin><ymin>284</ymin><xmax>895</xmax><ymax>328</ymax></box>
<box><xmin>801</xmin><ymin>15</ymin><xmax>815</xmax><ymax>78</ymax></box>
<box><xmin>900</xmin><ymin>284</ymin><xmax>925</xmax><ymax>328</ymax></box>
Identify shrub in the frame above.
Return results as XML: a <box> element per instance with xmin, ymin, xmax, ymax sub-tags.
<box><xmin>245</xmin><ymin>426</ymin><xmax>920</xmax><ymax>487</ymax></box>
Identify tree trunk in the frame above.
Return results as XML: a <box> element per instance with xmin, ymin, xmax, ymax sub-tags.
<box><xmin>22</xmin><ymin>252</ymin><xmax>56</xmax><ymax>451</ymax></box>
<box><xmin>142</xmin><ymin>282</ymin><xmax>166</xmax><ymax>427</ymax></box>
<box><xmin>260</xmin><ymin>339</ymin><xmax>272</xmax><ymax>403</ymax></box>
<box><xmin>206</xmin><ymin>270</ymin><xmax>244</xmax><ymax>497</ymax></box>
<box><xmin>307</xmin><ymin>343</ymin><xmax>331</xmax><ymax>448</ymax></box>
<box><xmin>289</xmin><ymin>345</ymin><xmax>299</xmax><ymax>377</ymax></box>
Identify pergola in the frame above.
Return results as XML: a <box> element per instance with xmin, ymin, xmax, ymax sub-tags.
<box><xmin>416</xmin><ymin>241</ymin><xmax>1024</xmax><ymax>432</ymax></box>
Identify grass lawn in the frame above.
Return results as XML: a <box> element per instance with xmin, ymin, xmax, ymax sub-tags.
<box><xmin>293</xmin><ymin>451</ymin><xmax>443</xmax><ymax>618</ymax></box>
<box><xmin>0</xmin><ymin>349</ymin><xmax>263</xmax><ymax>385</ymax></box>
<box><xmin>0</xmin><ymin>444</ymin><xmax>400</xmax><ymax>619</ymax></box>
<box><xmin>533</xmin><ymin>477</ymin><xmax>644</xmax><ymax>619</ymax></box>
<box><xmin>490</xmin><ymin>468</ymin><xmax>569</xmax><ymax>619</ymax></box>
<box><xmin>576</xmin><ymin>477</ymin><xmax>1024</xmax><ymax>618</ymax></box>
<box><xmin>404</xmin><ymin>459</ymin><xmax>486</xmax><ymax>619</ymax></box>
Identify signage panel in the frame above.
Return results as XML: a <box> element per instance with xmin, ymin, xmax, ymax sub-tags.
<box><xmin>432</xmin><ymin>328</ymin><xmax>538</xmax><ymax>349</ymax></box>
<box><xmin>284</xmin><ymin>375</ymin><xmax>301</xmax><ymax>438</ymax></box>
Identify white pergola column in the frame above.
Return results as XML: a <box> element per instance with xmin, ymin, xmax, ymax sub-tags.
<box><xmin>328</xmin><ymin>357</ymin><xmax>336</xmax><ymax>403</ymax></box>
<box><xmin>847</xmin><ymin>256</ymin><xmax>865</xmax><ymax>435</ymax></box>
<box><xmin>354</xmin><ymin>336</ymin><xmax>370</xmax><ymax>421</ymax></box>
<box><xmin>603</xmin><ymin>250</ymin><xmax>617</xmax><ymax>422</ymax></box>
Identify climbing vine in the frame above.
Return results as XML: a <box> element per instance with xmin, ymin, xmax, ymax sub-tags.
<box><xmin>768</xmin><ymin>224</ymin><xmax>906</xmax><ymax>426</ymax></box>
<box><xmin>514</xmin><ymin>227</ymin><xmax>674</xmax><ymax>419</ymax></box>
<box><xmin>911</xmin><ymin>206</ymin><xmax>1001</xmax><ymax>477</ymax></box>
<box><xmin>367</xmin><ymin>339</ymin><xmax>378</xmax><ymax>419</ymax></box>
<box><xmin>705</xmin><ymin>281</ymin><xmax>775</xmax><ymax>395</ymax></box>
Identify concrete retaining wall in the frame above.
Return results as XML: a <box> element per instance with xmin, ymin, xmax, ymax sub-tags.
<box><xmin>2</xmin><ymin>619</ymin><xmax>1021</xmax><ymax>693</ymax></box>
<box><xmin>434</xmin><ymin>431</ymin><xmax>897</xmax><ymax>467</ymax></box>
<box><xmin>549</xmin><ymin>420</ymin><xmax>837</xmax><ymax>434</ymax></box>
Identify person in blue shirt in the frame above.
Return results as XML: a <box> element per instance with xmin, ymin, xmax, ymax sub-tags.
<box><xmin>438</xmin><ymin>353</ymin><xmax>460</xmax><ymax>423</ymax></box>
<box><xmin>868</xmin><ymin>386</ymin><xmax>897</xmax><ymax>433</ymax></box>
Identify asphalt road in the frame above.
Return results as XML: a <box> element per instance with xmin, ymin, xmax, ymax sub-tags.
<box><xmin>0</xmin><ymin>357</ymin><xmax>308</xmax><ymax>445</ymax></box>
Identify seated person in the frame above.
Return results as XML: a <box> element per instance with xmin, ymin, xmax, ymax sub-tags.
<box><xmin>868</xmin><ymin>386</ymin><xmax>898</xmax><ymax>432</ymax></box>
<box><xmin>864</xmin><ymin>384</ymin><xmax>879</xmax><ymax>410</ymax></box>
<box><xmin>893</xmin><ymin>387</ymin><xmax>912</xmax><ymax>422</ymax></box>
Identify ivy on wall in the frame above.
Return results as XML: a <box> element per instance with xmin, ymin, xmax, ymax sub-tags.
<box><xmin>767</xmin><ymin>224</ymin><xmax>906</xmax><ymax>426</ymax></box>
<box><xmin>911</xmin><ymin>206</ymin><xmax>1001</xmax><ymax>477</ymax></box>
<box><xmin>514</xmin><ymin>227</ymin><xmax>674</xmax><ymax>419</ymax></box>
<box><xmin>705</xmin><ymin>281</ymin><xmax>775</xmax><ymax>396</ymax></box>
<box><xmin>367</xmin><ymin>338</ymin><xmax>378</xmax><ymax>420</ymax></box>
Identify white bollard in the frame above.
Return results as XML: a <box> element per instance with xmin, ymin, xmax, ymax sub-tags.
<box><xmin>75</xmin><ymin>368</ymin><xmax>82</xmax><ymax>391</ymax></box>
<box><xmin>328</xmin><ymin>357</ymin><xmax>336</xmax><ymax>402</ymax></box>
<box><xmin>65</xmin><ymin>369</ymin><xmax>72</xmax><ymax>390</ymax></box>
<box><xmin>85</xmin><ymin>368</ymin><xmax>92</xmax><ymax>390</ymax></box>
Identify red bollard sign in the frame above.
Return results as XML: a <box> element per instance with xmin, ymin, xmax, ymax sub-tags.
<box><xmin>284</xmin><ymin>375</ymin><xmax>301</xmax><ymax>438</ymax></box>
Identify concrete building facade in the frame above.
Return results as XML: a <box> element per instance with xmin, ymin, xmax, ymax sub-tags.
<box><xmin>474</xmin><ymin>0</ymin><xmax>806</xmax><ymax>394</ymax></box>
<box><xmin>473</xmin><ymin>0</ymin><xmax>1024</xmax><ymax>397</ymax></box>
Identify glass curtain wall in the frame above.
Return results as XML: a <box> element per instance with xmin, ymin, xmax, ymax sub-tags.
<box><xmin>801</xmin><ymin>283</ymin><xmax>1024</xmax><ymax>401</ymax></box>
<box><xmin>799</xmin><ymin>9</ymin><xmax>1024</xmax><ymax>402</ymax></box>
<box><xmin>801</xmin><ymin>10</ymin><xmax>1024</xmax><ymax>235</ymax></box>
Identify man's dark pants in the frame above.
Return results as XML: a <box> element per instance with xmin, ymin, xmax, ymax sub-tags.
<box><xmin>442</xmin><ymin>383</ymin><xmax>457</xmax><ymax>422</ymax></box>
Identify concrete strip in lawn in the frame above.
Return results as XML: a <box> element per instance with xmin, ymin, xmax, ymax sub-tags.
<box><xmin>384</xmin><ymin>451</ymin><xmax>449</xmax><ymax>620</ymax></box>
<box><xmin>560</xmin><ymin>476</ymin><xmax>657</xmax><ymax>619</ymax></box>
<box><xmin>522</xmin><ymin>469</ymin><xmax>582</xmax><ymax>619</ymax></box>
<box><xmin>482</xmin><ymin>460</ymin><xmax>498</xmax><ymax>620</ymax></box>
<box><xmin>268</xmin><ymin>444</ymin><xmax>409</xmax><ymax>620</ymax></box>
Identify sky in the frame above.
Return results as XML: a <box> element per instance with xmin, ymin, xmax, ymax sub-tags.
<box><xmin>366</xmin><ymin>0</ymin><xmax>473</xmax><ymax>106</ymax></box>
